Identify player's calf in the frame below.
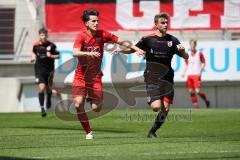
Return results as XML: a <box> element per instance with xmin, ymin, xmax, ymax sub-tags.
<box><xmin>46</xmin><ymin>91</ymin><xmax>52</xmax><ymax>109</ymax></box>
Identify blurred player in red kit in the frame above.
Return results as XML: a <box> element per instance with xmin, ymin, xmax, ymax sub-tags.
<box><xmin>182</xmin><ymin>39</ymin><xmax>210</xmax><ymax>109</ymax></box>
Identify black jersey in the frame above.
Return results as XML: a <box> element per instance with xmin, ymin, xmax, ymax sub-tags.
<box><xmin>136</xmin><ymin>33</ymin><xmax>181</xmax><ymax>83</ymax></box>
<box><xmin>32</xmin><ymin>41</ymin><xmax>59</xmax><ymax>73</ymax></box>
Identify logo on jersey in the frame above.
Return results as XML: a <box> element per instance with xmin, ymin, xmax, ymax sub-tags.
<box><xmin>46</xmin><ymin>46</ymin><xmax>51</xmax><ymax>51</ymax></box>
<box><xmin>168</xmin><ymin>41</ymin><xmax>172</xmax><ymax>47</ymax></box>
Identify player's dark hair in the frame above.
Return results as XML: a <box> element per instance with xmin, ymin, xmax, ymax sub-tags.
<box><xmin>82</xmin><ymin>9</ymin><xmax>99</xmax><ymax>22</ymax></box>
<box><xmin>38</xmin><ymin>28</ymin><xmax>48</xmax><ymax>35</ymax></box>
<box><xmin>154</xmin><ymin>13</ymin><xmax>169</xmax><ymax>24</ymax></box>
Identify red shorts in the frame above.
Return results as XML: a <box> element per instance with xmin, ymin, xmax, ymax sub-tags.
<box><xmin>186</xmin><ymin>75</ymin><xmax>201</xmax><ymax>89</ymax></box>
<box><xmin>72</xmin><ymin>78</ymin><xmax>103</xmax><ymax>102</ymax></box>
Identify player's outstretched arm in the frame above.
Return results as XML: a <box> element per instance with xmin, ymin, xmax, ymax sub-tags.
<box><xmin>72</xmin><ymin>48</ymin><xmax>101</xmax><ymax>58</ymax></box>
<box><xmin>200</xmin><ymin>62</ymin><xmax>206</xmax><ymax>75</ymax></box>
<box><xmin>115</xmin><ymin>40</ymin><xmax>145</xmax><ymax>57</ymax></box>
<box><xmin>177</xmin><ymin>44</ymin><xmax>189</xmax><ymax>59</ymax></box>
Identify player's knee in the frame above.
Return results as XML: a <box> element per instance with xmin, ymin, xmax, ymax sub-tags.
<box><xmin>74</xmin><ymin>102</ymin><xmax>83</xmax><ymax>108</ymax></box>
<box><xmin>151</xmin><ymin>104</ymin><xmax>160</xmax><ymax>112</ymax></box>
<box><xmin>74</xmin><ymin>97</ymin><xmax>84</xmax><ymax>108</ymax></box>
<box><xmin>38</xmin><ymin>87</ymin><xmax>45</xmax><ymax>93</ymax></box>
<box><xmin>150</xmin><ymin>100</ymin><xmax>161</xmax><ymax>112</ymax></box>
<box><xmin>189</xmin><ymin>90</ymin><xmax>195</xmax><ymax>94</ymax></box>
<box><xmin>92</xmin><ymin>103</ymin><xmax>102</xmax><ymax>112</ymax></box>
<box><xmin>196</xmin><ymin>90</ymin><xmax>201</xmax><ymax>95</ymax></box>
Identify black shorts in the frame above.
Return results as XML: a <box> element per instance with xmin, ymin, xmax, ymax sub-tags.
<box><xmin>144</xmin><ymin>69</ymin><xmax>174</xmax><ymax>105</ymax></box>
<box><xmin>146</xmin><ymin>82</ymin><xmax>174</xmax><ymax>105</ymax></box>
<box><xmin>35</xmin><ymin>71</ymin><xmax>53</xmax><ymax>86</ymax></box>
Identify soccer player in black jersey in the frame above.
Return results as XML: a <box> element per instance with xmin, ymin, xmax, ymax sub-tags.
<box><xmin>120</xmin><ymin>13</ymin><xmax>189</xmax><ymax>138</ymax></box>
<box><xmin>31</xmin><ymin>28</ymin><xmax>59</xmax><ymax>117</ymax></box>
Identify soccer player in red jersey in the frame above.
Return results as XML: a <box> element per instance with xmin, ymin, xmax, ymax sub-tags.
<box><xmin>72</xmin><ymin>9</ymin><xmax>145</xmax><ymax>140</ymax></box>
<box><xmin>182</xmin><ymin>39</ymin><xmax>210</xmax><ymax>109</ymax></box>
<box><xmin>31</xmin><ymin>28</ymin><xmax>59</xmax><ymax>117</ymax></box>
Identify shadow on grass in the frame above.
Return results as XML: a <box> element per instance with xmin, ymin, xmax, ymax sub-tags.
<box><xmin>10</xmin><ymin>126</ymin><xmax>135</xmax><ymax>133</ymax></box>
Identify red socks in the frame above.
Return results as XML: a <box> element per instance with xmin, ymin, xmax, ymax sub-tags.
<box><xmin>190</xmin><ymin>93</ymin><xmax>198</xmax><ymax>103</ymax></box>
<box><xmin>190</xmin><ymin>92</ymin><xmax>208</xmax><ymax>109</ymax></box>
<box><xmin>76</xmin><ymin>107</ymin><xmax>92</xmax><ymax>134</ymax></box>
<box><xmin>198</xmin><ymin>92</ymin><xmax>207</xmax><ymax>100</ymax></box>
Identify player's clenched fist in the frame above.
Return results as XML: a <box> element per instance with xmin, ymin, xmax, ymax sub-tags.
<box><xmin>88</xmin><ymin>51</ymin><xmax>101</xmax><ymax>58</ymax></box>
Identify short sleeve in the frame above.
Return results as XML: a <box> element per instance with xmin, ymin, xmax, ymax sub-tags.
<box><xmin>135</xmin><ymin>37</ymin><xmax>147</xmax><ymax>51</ymax></box>
<box><xmin>103</xmin><ymin>30</ymin><xmax>118</xmax><ymax>43</ymax></box>
<box><xmin>32</xmin><ymin>42</ymin><xmax>39</xmax><ymax>54</ymax></box>
<box><xmin>199</xmin><ymin>52</ymin><xmax>205</xmax><ymax>63</ymax></box>
<box><xmin>172</xmin><ymin>36</ymin><xmax>181</xmax><ymax>56</ymax></box>
<box><xmin>32</xmin><ymin>45</ymin><xmax>36</xmax><ymax>54</ymax></box>
<box><xmin>50</xmin><ymin>43</ymin><xmax>59</xmax><ymax>55</ymax></box>
<box><xmin>73</xmin><ymin>33</ymin><xmax>84</xmax><ymax>49</ymax></box>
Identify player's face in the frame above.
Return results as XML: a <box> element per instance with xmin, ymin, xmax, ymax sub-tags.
<box><xmin>39</xmin><ymin>33</ymin><xmax>47</xmax><ymax>43</ymax></box>
<box><xmin>190</xmin><ymin>41</ymin><xmax>197</xmax><ymax>51</ymax></box>
<box><xmin>155</xmin><ymin>18</ymin><xmax>168</xmax><ymax>33</ymax></box>
<box><xmin>86</xmin><ymin>15</ymin><xmax>99</xmax><ymax>31</ymax></box>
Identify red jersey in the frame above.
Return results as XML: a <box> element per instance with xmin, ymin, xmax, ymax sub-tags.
<box><xmin>73</xmin><ymin>30</ymin><xmax>118</xmax><ymax>82</ymax></box>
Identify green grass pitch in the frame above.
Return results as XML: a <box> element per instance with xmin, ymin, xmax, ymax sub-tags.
<box><xmin>0</xmin><ymin>109</ymin><xmax>240</xmax><ymax>160</ymax></box>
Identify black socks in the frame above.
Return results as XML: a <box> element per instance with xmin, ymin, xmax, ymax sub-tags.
<box><xmin>150</xmin><ymin>110</ymin><xmax>169</xmax><ymax>133</ymax></box>
<box><xmin>46</xmin><ymin>92</ymin><xmax>52</xmax><ymax>109</ymax></box>
<box><xmin>38</xmin><ymin>92</ymin><xmax>44</xmax><ymax>108</ymax></box>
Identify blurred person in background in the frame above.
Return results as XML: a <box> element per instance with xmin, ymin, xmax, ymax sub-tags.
<box><xmin>182</xmin><ymin>39</ymin><xmax>210</xmax><ymax>109</ymax></box>
<box><xmin>31</xmin><ymin>28</ymin><xmax>59</xmax><ymax>117</ymax></box>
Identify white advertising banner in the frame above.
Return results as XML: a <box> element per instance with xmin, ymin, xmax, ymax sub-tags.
<box><xmin>47</xmin><ymin>0</ymin><xmax>240</xmax><ymax>31</ymax></box>
<box><xmin>55</xmin><ymin>41</ymin><xmax>240</xmax><ymax>83</ymax></box>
